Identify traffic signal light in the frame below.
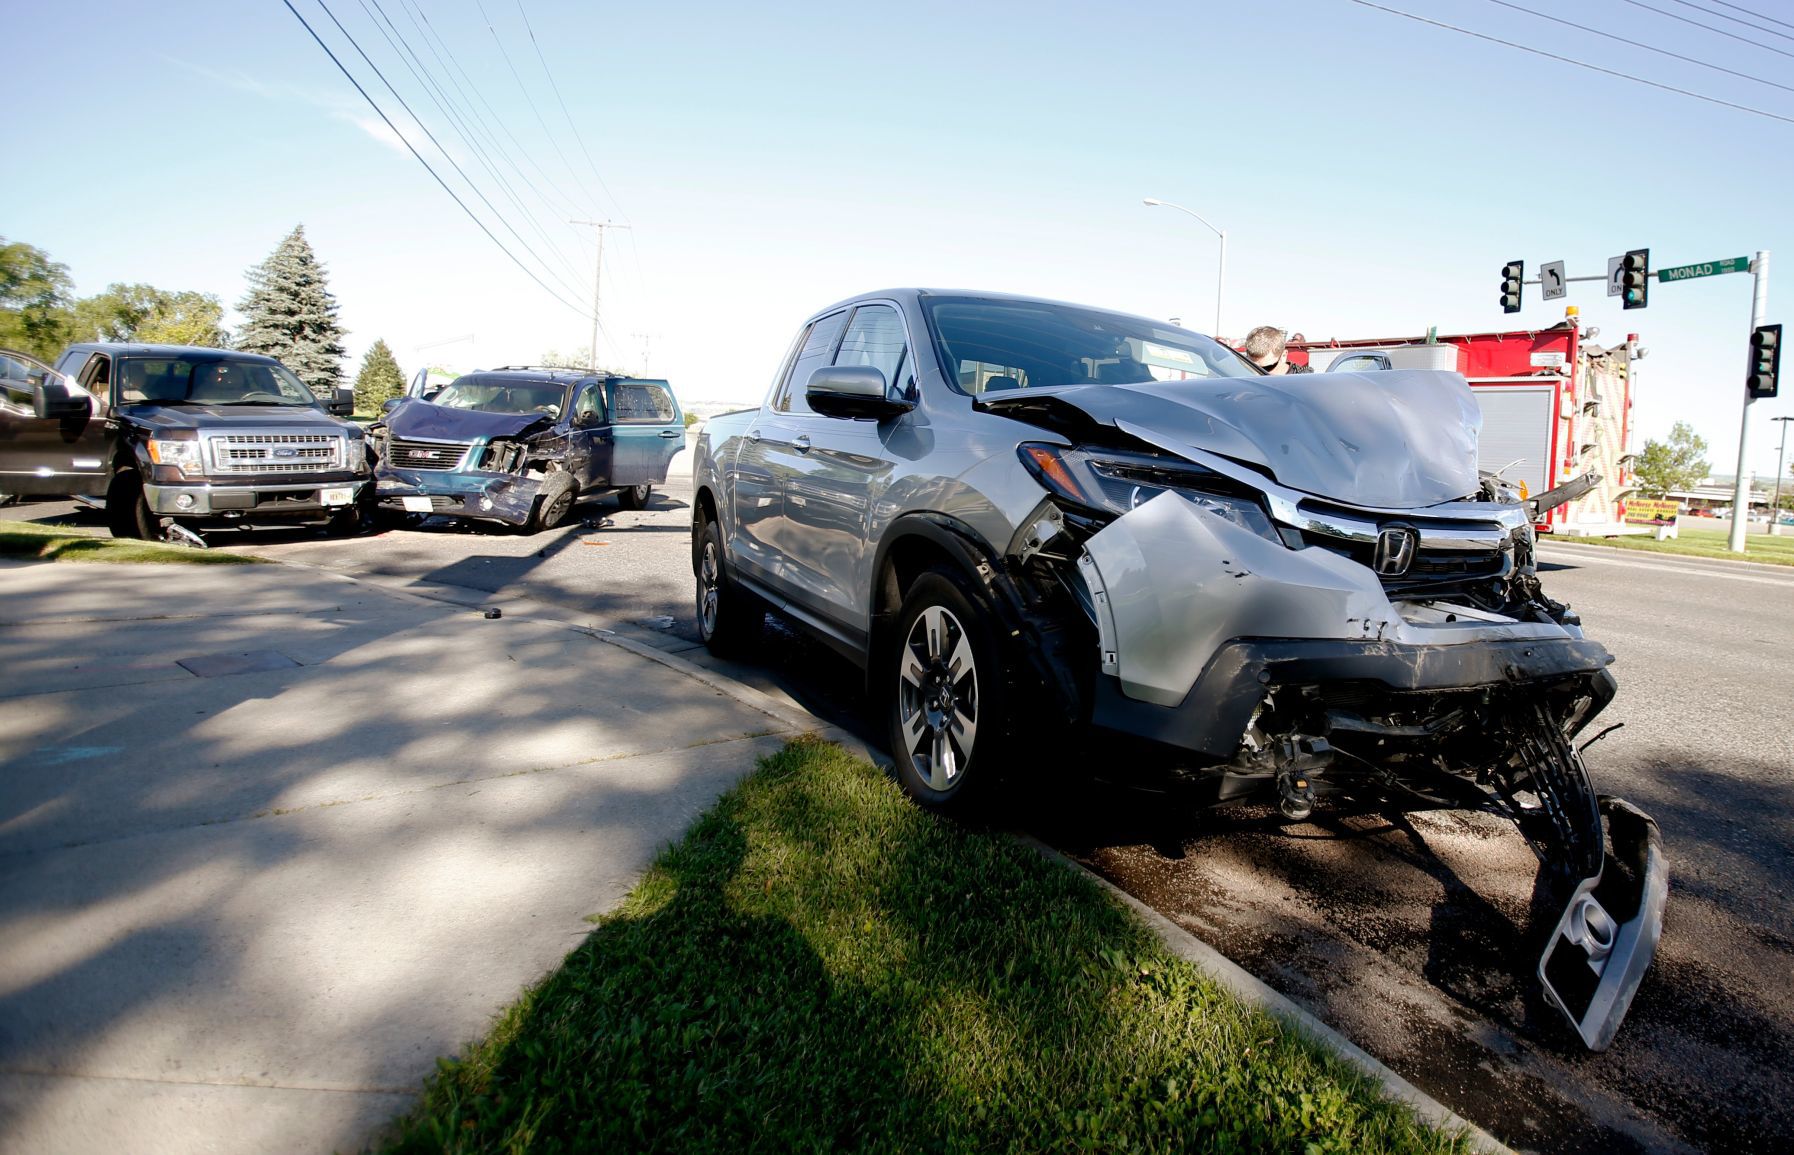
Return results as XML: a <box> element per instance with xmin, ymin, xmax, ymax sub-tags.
<box><xmin>1500</xmin><ymin>260</ymin><xmax>1524</xmax><ymax>314</ymax></box>
<box><xmin>1621</xmin><ymin>248</ymin><xmax>1649</xmax><ymax>310</ymax></box>
<box><xmin>1748</xmin><ymin>323</ymin><xmax>1781</xmax><ymax>400</ymax></box>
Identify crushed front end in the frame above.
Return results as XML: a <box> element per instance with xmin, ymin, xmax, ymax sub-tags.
<box><xmin>370</xmin><ymin>405</ymin><xmax>565</xmax><ymax>526</ymax></box>
<box><xmin>988</xmin><ymin>407</ymin><xmax>1665</xmax><ymax>1051</ymax></box>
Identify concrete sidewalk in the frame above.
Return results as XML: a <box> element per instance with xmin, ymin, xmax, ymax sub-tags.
<box><xmin>0</xmin><ymin>559</ymin><xmax>814</xmax><ymax>1154</ymax></box>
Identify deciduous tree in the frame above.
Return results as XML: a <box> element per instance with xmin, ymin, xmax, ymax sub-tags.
<box><xmin>1632</xmin><ymin>422</ymin><xmax>1710</xmax><ymax>497</ymax></box>
<box><xmin>73</xmin><ymin>284</ymin><xmax>227</xmax><ymax>347</ymax></box>
<box><xmin>236</xmin><ymin>225</ymin><xmax>346</xmax><ymax>399</ymax></box>
<box><xmin>0</xmin><ymin>238</ymin><xmax>74</xmax><ymax>360</ymax></box>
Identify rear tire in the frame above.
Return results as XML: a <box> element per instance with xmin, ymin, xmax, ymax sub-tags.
<box><xmin>884</xmin><ymin>568</ymin><xmax>1009</xmax><ymax>812</ymax></box>
<box><xmin>617</xmin><ymin>483</ymin><xmax>652</xmax><ymax>510</ymax></box>
<box><xmin>105</xmin><ymin>471</ymin><xmax>160</xmax><ymax>540</ymax></box>
<box><xmin>529</xmin><ymin>473</ymin><xmax>576</xmax><ymax>533</ymax></box>
<box><xmin>694</xmin><ymin>516</ymin><xmax>760</xmax><ymax>655</ymax></box>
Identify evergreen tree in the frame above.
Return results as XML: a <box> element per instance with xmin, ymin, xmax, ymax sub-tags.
<box><xmin>236</xmin><ymin>225</ymin><xmax>346</xmax><ymax>399</ymax></box>
<box><xmin>354</xmin><ymin>339</ymin><xmax>406</xmax><ymax>413</ymax></box>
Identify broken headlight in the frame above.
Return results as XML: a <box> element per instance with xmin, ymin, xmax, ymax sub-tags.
<box><xmin>1018</xmin><ymin>443</ymin><xmax>1280</xmax><ymax>543</ymax></box>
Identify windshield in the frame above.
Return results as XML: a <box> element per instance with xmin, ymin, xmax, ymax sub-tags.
<box><xmin>432</xmin><ymin>379</ymin><xmax>568</xmax><ymax>417</ymax></box>
<box><xmin>923</xmin><ymin>297</ymin><xmax>1259</xmax><ymax>394</ymax></box>
<box><xmin>117</xmin><ymin>357</ymin><xmax>319</xmax><ymax>406</ymax></box>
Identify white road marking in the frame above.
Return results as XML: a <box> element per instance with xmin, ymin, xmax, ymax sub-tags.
<box><xmin>1539</xmin><ymin>546</ymin><xmax>1794</xmax><ymax>589</ymax></box>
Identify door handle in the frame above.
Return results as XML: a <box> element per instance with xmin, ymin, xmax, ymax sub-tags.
<box><xmin>793</xmin><ymin>434</ymin><xmax>811</xmax><ymax>453</ymax></box>
<box><xmin>658</xmin><ymin>429</ymin><xmax>680</xmax><ymax>438</ymax></box>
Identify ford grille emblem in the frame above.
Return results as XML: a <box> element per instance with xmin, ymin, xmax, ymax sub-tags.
<box><xmin>1373</xmin><ymin>526</ymin><xmax>1418</xmax><ymax>577</ymax></box>
<box><xmin>274</xmin><ymin>447</ymin><xmax>298</xmax><ymax>458</ymax></box>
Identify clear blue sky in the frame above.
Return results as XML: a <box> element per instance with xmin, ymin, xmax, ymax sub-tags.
<box><xmin>4</xmin><ymin>0</ymin><xmax>1792</xmax><ymax>478</ymax></box>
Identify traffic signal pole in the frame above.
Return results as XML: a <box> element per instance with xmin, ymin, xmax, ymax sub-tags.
<box><xmin>1727</xmin><ymin>250</ymin><xmax>1769</xmax><ymax>554</ymax></box>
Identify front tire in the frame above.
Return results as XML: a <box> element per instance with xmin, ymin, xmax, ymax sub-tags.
<box><xmin>617</xmin><ymin>483</ymin><xmax>652</xmax><ymax>510</ymax></box>
<box><xmin>694</xmin><ymin>517</ymin><xmax>760</xmax><ymax>655</ymax></box>
<box><xmin>885</xmin><ymin>569</ymin><xmax>1007</xmax><ymax>811</ymax></box>
<box><xmin>105</xmin><ymin>471</ymin><xmax>160</xmax><ymax>540</ymax></box>
<box><xmin>529</xmin><ymin>473</ymin><xmax>576</xmax><ymax>533</ymax></box>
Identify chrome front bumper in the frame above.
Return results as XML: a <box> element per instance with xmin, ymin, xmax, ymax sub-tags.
<box><xmin>143</xmin><ymin>479</ymin><xmax>366</xmax><ymax>516</ymax></box>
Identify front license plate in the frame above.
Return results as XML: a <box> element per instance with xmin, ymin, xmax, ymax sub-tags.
<box><xmin>401</xmin><ymin>496</ymin><xmax>434</xmax><ymax>513</ymax></box>
<box><xmin>320</xmin><ymin>487</ymin><xmax>355</xmax><ymax>507</ymax></box>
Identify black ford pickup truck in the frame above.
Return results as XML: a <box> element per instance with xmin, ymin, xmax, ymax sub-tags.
<box><xmin>0</xmin><ymin>343</ymin><xmax>371</xmax><ymax>540</ymax></box>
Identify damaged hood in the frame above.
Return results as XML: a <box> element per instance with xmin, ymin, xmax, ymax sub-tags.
<box><xmin>380</xmin><ymin>398</ymin><xmax>554</xmax><ymax>441</ymax></box>
<box><xmin>979</xmin><ymin>369</ymin><xmax>1482</xmax><ymax>509</ymax></box>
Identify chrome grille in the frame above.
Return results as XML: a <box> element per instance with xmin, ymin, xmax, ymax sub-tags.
<box><xmin>387</xmin><ymin>437</ymin><xmax>473</xmax><ymax>471</ymax></box>
<box><xmin>203</xmin><ymin>431</ymin><xmax>345</xmax><ymax>474</ymax></box>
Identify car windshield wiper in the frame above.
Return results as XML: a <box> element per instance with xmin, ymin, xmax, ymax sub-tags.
<box><xmin>204</xmin><ymin>400</ymin><xmax>305</xmax><ymax>407</ymax></box>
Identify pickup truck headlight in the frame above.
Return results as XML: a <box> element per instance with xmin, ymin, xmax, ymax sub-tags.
<box><xmin>147</xmin><ymin>438</ymin><xmax>203</xmax><ymax>476</ymax></box>
<box><xmin>1018</xmin><ymin>442</ymin><xmax>1281</xmax><ymax>543</ymax></box>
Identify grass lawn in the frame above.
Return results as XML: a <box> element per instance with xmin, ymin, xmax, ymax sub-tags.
<box><xmin>1546</xmin><ymin>523</ymin><xmax>1794</xmax><ymax>566</ymax></box>
<box><xmin>0</xmin><ymin>521</ymin><xmax>259</xmax><ymax>565</ymax></box>
<box><xmin>378</xmin><ymin>737</ymin><xmax>1468</xmax><ymax>1155</ymax></box>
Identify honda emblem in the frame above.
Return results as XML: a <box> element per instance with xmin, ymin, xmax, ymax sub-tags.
<box><xmin>1373</xmin><ymin>526</ymin><xmax>1418</xmax><ymax>577</ymax></box>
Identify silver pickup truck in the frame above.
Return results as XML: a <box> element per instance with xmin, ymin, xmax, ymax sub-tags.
<box><xmin>691</xmin><ymin>288</ymin><xmax>1666</xmax><ymax>1051</ymax></box>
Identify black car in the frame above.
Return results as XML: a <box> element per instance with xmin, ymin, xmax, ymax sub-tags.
<box><xmin>370</xmin><ymin>366</ymin><xmax>683</xmax><ymax>532</ymax></box>
<box><xmin>0</xmin><ymin>344</ymin><xmax>371</xmax><ymax>539</ymax></box>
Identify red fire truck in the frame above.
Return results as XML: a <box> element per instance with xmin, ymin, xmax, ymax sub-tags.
<box><xmin>1288</xmin><ymin>315</ymin><xmax>1638</xmax><ymax>533</ymax></box>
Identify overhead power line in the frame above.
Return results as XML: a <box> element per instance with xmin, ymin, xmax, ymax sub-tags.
<box><xmin>396</xmin><ymin>0</ymin><xmax>592</xmax><ymax>224</ymax></box>
<box><xmin>1347</xmin><ymin>0</ymin><xmax>1794</xmax><ymax>125</ymax></box>
<box><xmin>473</xmin><ymin>0</ymin><xmax>593</xmax><ymax>212</ymax></box>
<box><xmin>279</xmin><ymin>0</ymin><xmax>590</xmax><ymax>317</ymax></box>
<box><xmin>353</xmin><ymin>0</ymin><xmax>586</xmax><ymax>285</ymax></box>
<box><xmin>1703</xmin><ymin>0</ymin><xmax>1794</xmax><ymax>34</ymax></box>
<box><xmin>515</xmin><ymin>0</ymin><xmax>629</xmax><ymax>224</ymax></box>
<box><xmin>1478</xmin><ymin>0</ymin><xmax>1794</xmax><ymax>95</ymax></box>
<box><xmin>1618</xmin><ymin>0</ymin><xmax>1794</xmax><ymax>60</ymax></box>
<box><xmin>306</xmin><ymin>0</ymin><xmax>591</xmax><ymax>304</ymax></box>
<box><xmin>1663</xmin><ymin>0</ymin><xmax>1794</xmax><ymax>42</ymax></box>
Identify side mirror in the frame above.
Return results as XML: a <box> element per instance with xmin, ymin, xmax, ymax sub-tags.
<box><xmin>805</xmin><ymin>365</ymin><xmax>914</xmax><ymax>420</ymax></box>
<box><xmin>380</xmin><ymin>397</ymin><xmax>405</xmax><ymax>414</ymax></box>
<box><xmin>33</xmin><ymin>377</ymin><xmax>91</xmax><ymax>420</ymax></box>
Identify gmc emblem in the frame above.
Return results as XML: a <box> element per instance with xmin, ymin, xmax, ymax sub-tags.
<box><xmin>1373</xmin><ymin>526</ymin><xmax>1418</xmax><ymax>577</ymax></box>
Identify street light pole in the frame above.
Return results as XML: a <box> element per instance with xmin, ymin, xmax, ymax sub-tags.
<box><xmin>1772</xmin><ymin>416</ymin><xmax>1793</xmax><ymax>537</ymax></box>
<box><xmin>1143</xmin><ymin>198</ymin><xmax>1226</xmax><ymax>338</ymax></box>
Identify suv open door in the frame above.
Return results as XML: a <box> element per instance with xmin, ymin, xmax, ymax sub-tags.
<box><xmin>0</xmin><ymin>349</ymin><xmax>110</xmax><ymax>499</ymax></box>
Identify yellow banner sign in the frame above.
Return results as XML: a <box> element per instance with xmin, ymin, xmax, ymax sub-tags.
<box><xmin>1624</xmin><ymin>498</ymin><xmax>1680</xmax><ymax>526</ymax></box>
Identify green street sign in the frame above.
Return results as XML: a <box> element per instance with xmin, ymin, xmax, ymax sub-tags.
<box><xmin>1657</xmin><ymin>256</ymin><xmax>1751</xmax><ymax>283</ymax></box>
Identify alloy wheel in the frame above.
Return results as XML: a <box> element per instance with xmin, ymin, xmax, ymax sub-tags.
<box><xmin>895</xmin><ymin>604</ymin><xmax>980</xmax><ymax>791</ymax></box>
<box><xmin>699</xmin><ymin>538</ymin><xmax>722</xmax><ymax>638</ymax></box>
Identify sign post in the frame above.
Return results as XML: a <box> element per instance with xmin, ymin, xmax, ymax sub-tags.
<box><xmin>1728</xmin><ymin>251</ymin><xmax>1769</xmax><ymax>553</ymax></box>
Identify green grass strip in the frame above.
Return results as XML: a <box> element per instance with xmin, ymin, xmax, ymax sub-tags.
<box><xmin>0</xmin><ymin>522</ymin><xmax>259</xmax><ymax>565</ymax></box>
<box><xmin>1546</xmin><ymin>524</ymin><xmax>1794</xmax><ymax>566</ymax></box>
<box><xmin>379</xmin><ymin>737</ymin><xmax>1469</xmax><ymax>1155</ymax></box>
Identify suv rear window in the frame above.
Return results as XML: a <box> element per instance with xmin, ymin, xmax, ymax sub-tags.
<box><xmin>609</xmin><ymin>380</ymin><xmax>676</xmax><ymax>423</ymax></box>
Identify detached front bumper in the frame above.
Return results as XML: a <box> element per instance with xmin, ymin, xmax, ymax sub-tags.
<box><xmin>144</xmin><ymin>479</ymin><xmax>367</xmax><ymax>519</ymax></box>
<box><xmin>375</xmin><ymin>469</ymin><xmax>545</xmax><ymax>526</ymax></box>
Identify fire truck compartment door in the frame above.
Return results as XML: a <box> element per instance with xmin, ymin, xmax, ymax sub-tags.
<box><xmin>1471</xmin><ymin>384</ymin><xmax>1555</xmax><ymax>499</ymax></box>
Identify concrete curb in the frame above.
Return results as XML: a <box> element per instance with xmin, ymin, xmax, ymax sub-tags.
<box><xmin>270</xmin><ymin>560</ymin><xmax>1511</xmax><ymax>1152</ymax></box>
<box><xmin>1020</xmin><ymin>837</ymin><xmax>1516</xmax><ymax>1155</ymax></box>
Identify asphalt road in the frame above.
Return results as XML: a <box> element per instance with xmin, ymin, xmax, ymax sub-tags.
<box><xmin>8</xmin><ymin>487</ymin><xmax>1792</xmax><ymax>1152</ymax></box>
